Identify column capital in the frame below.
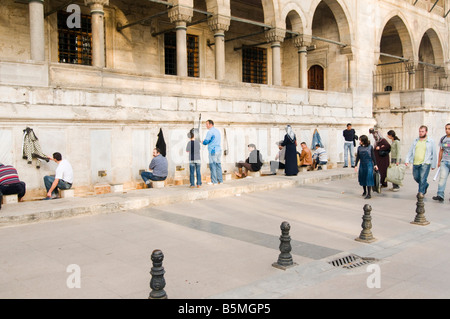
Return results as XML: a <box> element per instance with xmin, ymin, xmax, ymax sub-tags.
<box><xmin>208</xmin><ymin>14</ymin><xmax>230</xmax><ymax>34</ymax></box>
<box><xmin>265</xmin><ymin>28</ymin><xmax>285</xmax><ymax>44</ymax></box>
<box><xmin>84</xmin><ymin>0</ymin><xmax>109</xmax><ymax>13</ymax></box>
<box><xmin>168</xmin><ymin>5</ymin><xmax>193</xmax><ymax>24</ymax></box>
<box><xmin>293</xmin><ymin>35</ymin><xmax>312</xmax><ymax>49</ymax></box>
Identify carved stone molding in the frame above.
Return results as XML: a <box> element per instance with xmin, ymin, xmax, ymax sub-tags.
<box><xmin>84</xmin><ymin>0</ymin><xmax>109</xmax><ymax>13</ymax></box>
<box><xmin>208</xmin><ymin>15</ymin><xmax>231</xmax><ymax>34</ymax></box>
<box><xmin>168</xmin><ymin>5</ymin><xmax>193</xmax><ymax>24</ymax></box>
<box><xmin>293</xmin><ymin>35</ymin><xmax>312</xmax><ymax>49</ymax></box>
<box><xmin>264</xmin><ymin>28</ymin><xmax>285</xmax><ymax>44</ymax></box>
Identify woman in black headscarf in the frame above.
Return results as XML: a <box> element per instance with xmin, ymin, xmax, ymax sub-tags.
<box><xmin>281</xmin><ymin>125</ymin><xmax>299</xmax><ymax>176</ymax></box>
<box><xmin>369</xmin><ymin>128</ymin><xmax>391</xmax><ymax>188</ymax></box>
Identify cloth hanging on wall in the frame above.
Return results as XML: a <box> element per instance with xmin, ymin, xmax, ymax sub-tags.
<box><xmin>22</xmin><ymin>127</ymin><xmax>49</xmax><ymax>169</ymax></box>
<box><xmin>311</xmin><ymin>129</ymin><xmax>324</xmax><ymax>149</ymax></box>
<box><xmin>156</xmin><ymin>128</ymin><xmax>167</xmax><ymax>157</ymax></box>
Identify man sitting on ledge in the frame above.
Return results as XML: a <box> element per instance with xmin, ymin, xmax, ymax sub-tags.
<box><xmin>312</xmin><ymin>144</ymin><xmax>328</xmax><ymax>170</ymax></box>
<box><xmin>235</xmin><ymin>144</ymin><xmax>263</xmax><ymax>178</ymax></box>
<box><xmin>0</xmin><ymin>163</ymin><xmax>26</xmax><ymax>208</ymax></box>
<box><xmin>43</xmin><ymin>152</ymin><xmax>73</xmax><ymax>200</ymax></box>
<box><xmin>297</xmin><ymin>142</ymin><xmax>313</xmax><ymax>170</ymax></box>
<box><xmin>141</xmin><ymin>148</ymin><xmax>168</xmax><ymax>188</ymax></box>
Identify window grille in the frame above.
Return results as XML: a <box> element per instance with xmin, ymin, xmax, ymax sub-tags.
<box><xmin>242</xmin><ymin>47</ymin><xmax>267</xmax><ymax>84</ymax></box>
<box><xmin>57</xmin><ymin>11</ymin><xmax>92</xmax><ymax>66</ymax></box>
<box><xmin>164</xmin><ymin>32</ymin><xmax>200</xmax><ymax>77</ymax></box>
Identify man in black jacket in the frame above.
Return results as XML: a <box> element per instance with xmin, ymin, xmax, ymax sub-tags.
<box><xmin>235</xmin><ymin>144</ymin><xmax>264</xmax><ymax>178</ymax></box>
<box><xmin>343</xmin><ymin>123</ymin><xmax>357</xmax><ymax>168</ymax></box>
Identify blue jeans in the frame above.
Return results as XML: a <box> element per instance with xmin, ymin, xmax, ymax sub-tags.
<box><xmin>141</xmin><ymin>172</ymin><xmax>166</xmax><ymax>186</ymax></box>
<box><xmin>344</xmin><ymin>142</ymin><xmax>355</xmax><ymax>167</ymax></box>
<box><xmin>437</xmin><ymin>161</ymin><xmax>450</xmax><ymax>199</ymax></box>
<box><xmin>412</xmin><ymin>164</ymin><xmax>431</xmax><ymax>194</ymax></box>
<box><xmin>44</xmin><ymin>175</ymin><xmax>72</xmax><ymax>196</ymax></box>
<box><xmin>208</xmin><ymin>152</ymin><xmax>223</xmax><ymax>184</ymax></box>
<box><xmin>189</xmin><ymin>162</ymin><xmax>202</xmax><ymax>186</ymax></box>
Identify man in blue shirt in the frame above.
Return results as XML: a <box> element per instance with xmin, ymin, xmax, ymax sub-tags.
<box><xmin>141</xmin><ymin>148</ymin><xmax>168</xmax><ymax>188</ymax></box>
<box><xmin>202</xmin><ymin>120</ymin><xmax>223</xmax><ymax>185</ymax></box>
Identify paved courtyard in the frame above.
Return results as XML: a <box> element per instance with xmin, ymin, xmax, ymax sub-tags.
<box><xmin>0</xmin><ymin>169</ymin><xmax>449</xmax><ymax>299</ymax></box>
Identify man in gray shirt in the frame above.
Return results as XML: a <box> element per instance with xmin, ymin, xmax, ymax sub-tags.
<box><xmin>433</xmin><ymin>123</ymin><xmax>450</xmax><ymax>202</ymax></box>
<box><xmin>141</xmin><ymin>148</ymin><xmax>168</xmax><ymax>187</ymax></box>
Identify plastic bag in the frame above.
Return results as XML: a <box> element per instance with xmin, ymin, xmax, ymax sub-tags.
<box><xmin>386</xmin><ymin>164</ymin><xmax>406</xmax><ymax>186</ymax></box>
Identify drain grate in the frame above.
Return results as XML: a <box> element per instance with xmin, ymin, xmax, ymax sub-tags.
<box><xmin>329</xmin><ymin>254</ymin><xmax>377</xmax><ymax>269</ymax></box>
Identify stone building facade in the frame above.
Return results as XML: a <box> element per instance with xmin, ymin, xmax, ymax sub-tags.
<box><xmin>0</xmin><ymin>0</ymin><xmax>449</xmax><ymax>199</ymax></box>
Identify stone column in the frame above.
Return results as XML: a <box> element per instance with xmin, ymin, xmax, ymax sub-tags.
<box><xmin>265</xmin><ymin>28</ymin><xmax>285</xmax><ymax>86</ymax></box>
<box><xmin>29</xmin><ymin>0</ymin><xmax>45</xmax><ymax>61</ymax></box>
<box><xmin>294</xmin><ymin>36</ymin><xmax>311</xmax><ymax>89</ymax></box>
<box><xmin>169</xmin><ymin>6</ymin><xmax>193</xmax><ymax>77</ymax></box>
<box><xmin>406</xmin><ymin>62</ymin><xmax>416</xmax><ymax>90</ymax></box>
<box><xmin>208</xmin><ymin>15</ymin><xmax>230</xmax><ymax>81</ymax></box>
<box><xmin>85</xmin><ymin>0</ymin><xmax>109</xmax><ymax>68</ymax></box>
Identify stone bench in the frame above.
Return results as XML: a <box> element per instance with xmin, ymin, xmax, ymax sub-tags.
<box><xmin>151</xmin><ymin>181</ymin><xmax>165</xmax><ymax>188</ymax></box>
<box><xmin>247</xmin><ymin>171</ymin><xmax>261</xmax><ymax>177</ymax></box>
<box><xmin>1</xmin><ymin>194</ymin><xmax>18</xmax><ymax>205</ymax></box>
<box><xmin>60</xmin><ymin>189</ymin><xmax>75</xmax><ymax>198</ymax></box>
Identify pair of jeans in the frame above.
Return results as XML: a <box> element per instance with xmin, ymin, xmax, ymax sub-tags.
<box><xmin>0</xmin><ymin>182</ymin><xmax>26</xmax><ymax>200</ymax></box>
<box><xmin>208</xmin><ymin>152</ymin><xmax>223</xmax><ymax>184</ymax></box>
<box><xmin>141</xmin><ymin>172</ymin><xmax>166</xmax><ymax>185</ymax></box>
<box><xmin>44</xmin><ymin>176</ymin><xmax>72</xmax><ymax>196</ymax></box>
<box><xmin>344</xmin><ymin>142</ymin><xmax>355</xmax><ymax>167</ymax></box>
<box><xmin>412</xmin><ymin>164</ymin><xmax>431</xmax><ymax>194</ymax></box>
<box><xmin>189</xmin><ymin>162</ymin><xmax>202</xmax><ymax>186</ymax></box>
<box><xmin>437</xmin><ymin>161</ymin><xmax>450</xmax><ymax>199</ymax></box>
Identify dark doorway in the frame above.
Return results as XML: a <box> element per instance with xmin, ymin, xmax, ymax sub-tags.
<box><xmin>308</xmin><ymin>65</ymin><xmax>324</xmax><ymax>90</ymax></box>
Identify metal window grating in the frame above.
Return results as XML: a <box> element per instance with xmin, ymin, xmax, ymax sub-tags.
<box><xmin>57</xmin><ymin>11</ymin><xmax>92</xmax><ymax>66</ymax></box>
<box><xmin>242</xmin><ymin>47</ymin><xmax>267</xmax><ymax>84</ymax></box>
<box><xmin>328</xmin><ymin>254</ymin><xmax>377</xmax><ymax>269</ymax></box>
<box><xmin>164</xmin><ymin>32</ymin><xmax>199</xmax><ymax>77</ymax></box>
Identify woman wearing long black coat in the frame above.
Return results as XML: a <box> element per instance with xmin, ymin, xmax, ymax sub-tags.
<box><xmin>281</xmin><ymin>125</ymin><xmax>299</xmax><ymax>176</ymax></box>
<box><xmin>370</xmin><ymin>128</ymin><xmax>391</xmax><ymax>188</ymax></box>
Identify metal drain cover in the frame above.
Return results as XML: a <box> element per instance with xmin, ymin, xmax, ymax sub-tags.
<box><xmin>329</xmin><ymin>254</ymin><xmax>377</xmax><ymax>269</ymax></box>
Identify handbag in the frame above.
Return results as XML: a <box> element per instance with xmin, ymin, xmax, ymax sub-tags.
<box><xmin>379</xmin><ymin>149</ymin><xmax>390</xmax><ymax>157</ymax></box>
<box><xmin>373</xmin><ymin>170</ymin><xmax>381</xmax><ymax>193</ymax></box>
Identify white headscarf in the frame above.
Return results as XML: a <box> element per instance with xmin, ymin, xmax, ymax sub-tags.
<box><xmin>286</xmin><ymin>125</ymin><xmax>295</xmax><ymax>142</ymax></box>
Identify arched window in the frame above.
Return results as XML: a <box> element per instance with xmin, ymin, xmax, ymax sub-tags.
<box><xmin>308</xmin><ymin>65</ymin><xmax>324</xmax><ymax>90</ymax></box>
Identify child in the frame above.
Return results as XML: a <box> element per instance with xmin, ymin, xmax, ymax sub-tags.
<box><xmin>186</xmin><ymin>129</ymin><xmax>202</xmax><ymax>188</ymax></box>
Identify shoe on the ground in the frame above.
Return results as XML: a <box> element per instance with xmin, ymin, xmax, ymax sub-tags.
<box><xmin>362</xmin><ymin>192</ymin><xmax>367</xmax><ymax>197</ymax></box>
<box><xmin>343</xmin><ymin>166</ymin><xmax>348</xmax><ymax>168</ymax></box>
<box><xmin>432</xmin><ymin>196</ymin><xmax>444</xmax><ymax>202</ymax></box>
<box><xmin>364</xmin><ymin>194</ymin><xmax>372</xmax><ymax>199</ymax></box>
<box><xmin>42</xmin><ymin>197</ymin><xmax>53</xmax><ymax>200</ymax></box>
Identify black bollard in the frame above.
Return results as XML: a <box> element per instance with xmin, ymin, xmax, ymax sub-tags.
<box><xmin>272</xmin><ymin>221</ymin><xmax>297</xmax><ymax>270</ymax></box>
<box><xmin>355</xmin><ymin>204</ymin><xmax>376</xmax><ymax>243</ymax></box>
<box><xmin>411</xmin><ymin>192</ymin><xmax>430</xmax><ymax>226</ymax></box>
<box><xmin>149</xmin><ymin>249</ymin><xmax>168</xmax><ymax>299</ymax></box>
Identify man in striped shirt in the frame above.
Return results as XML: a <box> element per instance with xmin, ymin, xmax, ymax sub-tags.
<box><xmin>0</xmin><ymin>164</ymin><xmax>26</xmax><ymax>204</ymax></box>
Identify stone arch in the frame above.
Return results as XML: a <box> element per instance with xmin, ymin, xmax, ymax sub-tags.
<box><xmin>310</xmin><ymin>0</ymin><xmax>353</xmax><ymax>46</ymax></box>
<box><xmin>419</xmin><ymin>28</ymin><xmax>445</xmax><ymax>66</ymax></box>
<box><xmin>376</xmin><ymin>14</ymin><xmax>415</xmax><ymax>64</ymax></box>
<box><xmin>281</xmin><ymin>3</ymin><xmax>306</xmax><ymax>34</ymax></box>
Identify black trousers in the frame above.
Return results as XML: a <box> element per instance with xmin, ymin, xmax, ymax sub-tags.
<box><xmin>0</xmin><ymin>182</ymin><xmax>26</xmax><ymax>199</ymax></box>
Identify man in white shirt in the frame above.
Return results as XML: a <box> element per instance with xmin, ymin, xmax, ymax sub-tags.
<box><xmin>43</xmin><ymin>152</ymin><xmax>73</xmax><ymax>199</ymax></box>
